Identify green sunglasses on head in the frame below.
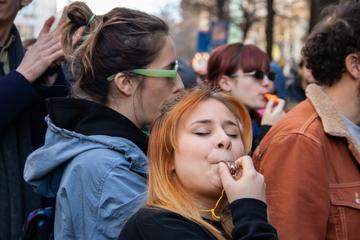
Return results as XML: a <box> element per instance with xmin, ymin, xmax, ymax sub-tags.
<box><xmin>107</xmin><ymin>60</ymin><xmax>178</xmax><ymax>81</ymax></box>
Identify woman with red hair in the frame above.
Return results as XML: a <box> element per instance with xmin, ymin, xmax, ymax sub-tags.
<box><xmin>119</xmin><ymin>87</ymin><xmax>277</xmax><ymax>239</ymax></box>
<box><xmin>206</xmin><ymin>43</ymin><xmax>285</xmax><ymax>150</ymax></box>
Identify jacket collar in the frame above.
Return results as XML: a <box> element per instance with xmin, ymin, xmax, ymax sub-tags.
<box><xmin>306</xmin><ymin>84</ymin><xmax>360</xmax><ymax>157</ymax></box>
<box><xmin>47</xmin><ymin>97</ymin><xmax>148</xmax><ymax>154</ymax></box>
<box><xmin>0</xmin><ymin>26</ymin><xmax>22</xmax><ymax>76</ymax></box>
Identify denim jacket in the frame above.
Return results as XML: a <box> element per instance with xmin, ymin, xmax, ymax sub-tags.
<box><xmin>24</xmin><ymin>112</ymin><xmax>147</xmax><ymax>240</ymax></box>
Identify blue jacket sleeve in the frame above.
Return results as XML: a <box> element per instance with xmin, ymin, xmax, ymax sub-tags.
<box><xmin>0</xmin><ymin>71</ymin><xmax>40</xmax><ymax>132</ymax></box>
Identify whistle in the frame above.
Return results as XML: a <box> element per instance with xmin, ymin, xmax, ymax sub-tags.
<box><xmin>227</xmin><ymin>161</ymin><xmax>237</xmax><ymax>177</ymax></box>
<box><xmin>264</xmin><ymin>93</ymin><xmax>279</xmax><ymax>104</ymax></box>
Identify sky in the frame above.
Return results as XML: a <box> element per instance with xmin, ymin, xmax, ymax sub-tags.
<box><xmin>57</xmin><ymin>0</ymin><xmax>180</xmax><ymax>15</ymax></box>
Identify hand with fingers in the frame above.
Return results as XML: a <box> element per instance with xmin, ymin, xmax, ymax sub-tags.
<box><xmin>261</xmin><ymin>98</ymin><xmax>286</xmax><ymax>126</ymax></box>
<box><xmin>16</xmin><ymin>16</ymin><xmax>64</xmax><ymax>83</ymax></box>
<box><xmin>219</xmin><ymin>155</ymin><xmax>266</xmax><ymax>203</ymax></box>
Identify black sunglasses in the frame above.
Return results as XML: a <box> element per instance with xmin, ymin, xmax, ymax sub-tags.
<box><xmin>231</xmin><ymin>70</ymin><xmax>276</xmax><ymax>81</ymax></box>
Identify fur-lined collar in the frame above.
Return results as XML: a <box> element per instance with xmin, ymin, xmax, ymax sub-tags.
<box><xmin>306</xmin><ymin>84</ymin><xmax>360</xmax><ymax>156</ymax></box>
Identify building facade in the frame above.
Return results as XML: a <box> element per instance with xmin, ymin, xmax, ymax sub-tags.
<box><xmin>15</xmin><ymin>0</ymin><xmax>61</xmax><ymax>41</ymax></box>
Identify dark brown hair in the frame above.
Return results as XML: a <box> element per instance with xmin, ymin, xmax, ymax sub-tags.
<box><xmin>61</xmin><ymin>1</ymin><xmax>169</xmax><ymax>103</ymax></box>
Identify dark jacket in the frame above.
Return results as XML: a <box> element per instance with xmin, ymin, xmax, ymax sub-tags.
<box><xmin>251</xmin><ymin>120</ymin><xmax>271</xmax><ymax>153</ymax></box>
<box><xmin>250</xmin><ymin>110</ymin><xmax>271</xmax><ymax>153</ymax></box>
<box><xmin>0</xmin><ymin>26</ymin><xmax>69</xmax><ymax>240</ymax></box>
<box><xmin>119</xmin><ymin>198</ymin><xmax>277</xmax><ymax>240</ymax></box>
<box><xmin>286</xmin><ymin>75</ymin><xmax>306</xmax><ymax>110</ymax></box>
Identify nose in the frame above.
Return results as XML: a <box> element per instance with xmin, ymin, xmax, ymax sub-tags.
<box><xmin>216</xmin><ymin>131</ymin><xmax>231</xmax><ymax>150</ymax></box>
<box><xmin>260</xmin><ymin>75</ymin><xmax>271</xmax><ymax>88</ymax></box>
<box><xmin>173</xmin><ymin>74</ymin><xmax>184</xmax><ymax>93</ymax></box>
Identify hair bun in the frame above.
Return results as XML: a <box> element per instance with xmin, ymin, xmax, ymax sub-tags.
<box><xmin>66</xmin><ymin>1</ymin><xmax>93</xmax><ymax>27</ymax></box>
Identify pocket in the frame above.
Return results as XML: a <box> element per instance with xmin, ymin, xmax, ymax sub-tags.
<box><xmin>330</xmin><ymin>182</ymin><xmax>360</xmax><ymax>209</ymax></box>
<box><xmin>329</xmin><ymin>182</ymin><xmax>360</xmax><ymax>240</ymax></box>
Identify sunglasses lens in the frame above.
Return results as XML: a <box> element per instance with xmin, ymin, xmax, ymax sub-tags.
<box><xmin>254</xmin><ymin>70</ymin><xmax>264</xmax><ymax>80</ymax></box>
<box><xmin>268</xmin><ymin>72</ymin><xmax>276</xmax><ymax>81</ymax></box>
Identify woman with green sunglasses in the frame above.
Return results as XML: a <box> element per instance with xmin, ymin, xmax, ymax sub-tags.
<box><xmin>24</xmin><ymin>2</ymin><xmax>183</xmax><ymax>239</ymax></box>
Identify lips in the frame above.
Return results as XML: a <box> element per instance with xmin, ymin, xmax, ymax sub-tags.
<box><xmin>207</xmin><ymin>149</ymin><xmax>235</xmax><ymax>164</ymax></box>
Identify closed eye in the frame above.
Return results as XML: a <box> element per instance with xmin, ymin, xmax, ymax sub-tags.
<box><xmin>227</xmin><ymin>133</ymin><xmax>239</xmax><ymax>138</ymax></box>
<box><xmin>194</xmin><ymin>132</ymin><xmax>210</xmax><ymax>136</ymax></box>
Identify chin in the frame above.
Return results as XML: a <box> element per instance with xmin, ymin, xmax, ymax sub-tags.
<box><xmin>250</xmin><ymin>104</ymin><xmax>264</xmax><ymax>111</ymax></box>
<box><xmin>209</xmin><ymin>179</ymin><xmax>223</xmax><ymax>192</ymax></box>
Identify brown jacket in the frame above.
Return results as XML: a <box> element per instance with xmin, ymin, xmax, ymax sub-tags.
<box><xmin>253</xmin><ymin>84</ymin><xmax>360</xmax><ymax>240</ymax></box>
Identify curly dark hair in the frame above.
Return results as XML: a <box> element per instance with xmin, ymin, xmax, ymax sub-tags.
<box><xmin>302</xmin><ymin>2</ymin><xmax>360</xmax><ymax>86</ymax></box>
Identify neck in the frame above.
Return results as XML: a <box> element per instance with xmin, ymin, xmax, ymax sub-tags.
<box><xmin>107</xmin><ymin>98</ymin><xmax>141</xmax><ymax>129</ymax></box>
<box><xmin>322</xmin><ymin>76</ymin><xmax>360</xmax><ymax>125</ymax></box>
<box><xmin>195</xmin><ymin>190</ymin><xmax>225</xmax><ymax>221</ymax></box>
<box><xmin>0</xmin><ymin>22</ymin><xmax>14</xmax><ymax>47</ymax></box>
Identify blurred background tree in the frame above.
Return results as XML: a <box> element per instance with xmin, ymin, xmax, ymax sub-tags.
<box><xmin>16</xmin><ymin>0</ymin><xmax>348</xmax><ymax>74</ymax></box>
<box><xmin>170</xmin><ymin>0</ymin><xmax>345</xmax><ymax>69</ymax></box>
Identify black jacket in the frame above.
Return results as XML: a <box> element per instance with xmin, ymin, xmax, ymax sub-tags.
<box><xmin>0</xmin><ymin>26</ymin><xmax>69</xmax><ymax>240</ymax></box>
<box><xmin>119</xmin><ymin>198</ymin><xmax>278</xmax><ymax>240</ymax></box>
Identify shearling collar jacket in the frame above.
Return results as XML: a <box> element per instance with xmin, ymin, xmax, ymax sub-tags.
<box><xmin>306</xmin><ymin>84</ymin><xmax>360</xmax><ymax>162</ymax></box>
<box><xmin>253</xmin><ymin>83</ymin><xmax>360</xmax><ymax>240</ymax></box>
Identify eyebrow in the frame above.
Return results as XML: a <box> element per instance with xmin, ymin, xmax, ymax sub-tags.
<box><xmin>190</xmin><ymin>119</ymin><xmax>239</xmax><ymax>127</ymax></box>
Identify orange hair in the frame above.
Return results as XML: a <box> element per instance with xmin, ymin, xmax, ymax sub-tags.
<box><xmin>147</xmin><ymin>87</ymin><xmax>252</xmax><ymax>239</ymax></box>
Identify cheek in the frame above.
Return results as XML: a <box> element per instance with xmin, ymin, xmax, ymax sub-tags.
<box><xmin>174</xmin><ymin>135</ymin><xmax>222</xmax><ymax>192</ymax></box>
<box><xmin>141</xmin><ymin>81</ymin><xmax>174</xmax><ymax>121</ymax></box>
<box><xmin>233</xmin><ymin>81</ymin><xmax>257</xmax><ymax>99</ymax></box>
<box><xmin>173</xmin><ymin>150</ymin><xmax>206</xmax><ymax>191</ymax></box>
<box><xmin>242</xmin><ymin>83</ymin><xmax>267</xmax><ymax>107</ymax></box>
<box><xmin>232</xmin><ymin>139</ymin><xmax>245</xmax><ymax>158</ymax></box>
<box><xmin>204</xmin><ymin>164</ymin><xmax>223</xmax><ymax>190</ymax></box>
<box><xmin>174</xmin><ymin>136</ymin><xmax>208</xmax><ymax>177</ymax></box>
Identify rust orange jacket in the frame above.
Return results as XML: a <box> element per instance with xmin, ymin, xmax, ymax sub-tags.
<box><xmin>253</xmin><ymin>84</ymin><xmax>360</xmax><ymax>240</ymax></box>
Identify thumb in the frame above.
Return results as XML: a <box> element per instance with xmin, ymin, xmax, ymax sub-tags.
<box><xmin>218</xmin><ymin>162</ymin><xmax>234</xmax><ymax>188</ymax></box>
<box><xmin>38</xmin><ymin>16</ymin><xmax>55</xmax><ymax>37</ymax></box>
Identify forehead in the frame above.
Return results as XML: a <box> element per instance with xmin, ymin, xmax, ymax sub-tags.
<box><xmin>181</xmin><ymin>98</ymin><xmax>238</xmax><ymax>125</ymax></box>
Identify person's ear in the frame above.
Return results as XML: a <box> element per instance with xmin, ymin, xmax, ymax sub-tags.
<box><xmin>113</xmin><ymin>73</ymin><xmax>137</xmax><ymax>96</ymax></box>
<box><xmin>345</xmin><ymin>53</ymin><xmax>360</xmax><ymax>79</ymax></box>
<box><xmin>218</xmin><ymin>75</ymin><xmax>234</xmax><ymax>92</ymax></box>
<box><xmin>168</xmin><ymin>161</ymin><xmax>176</xmax><ymax>177</ymax></box>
